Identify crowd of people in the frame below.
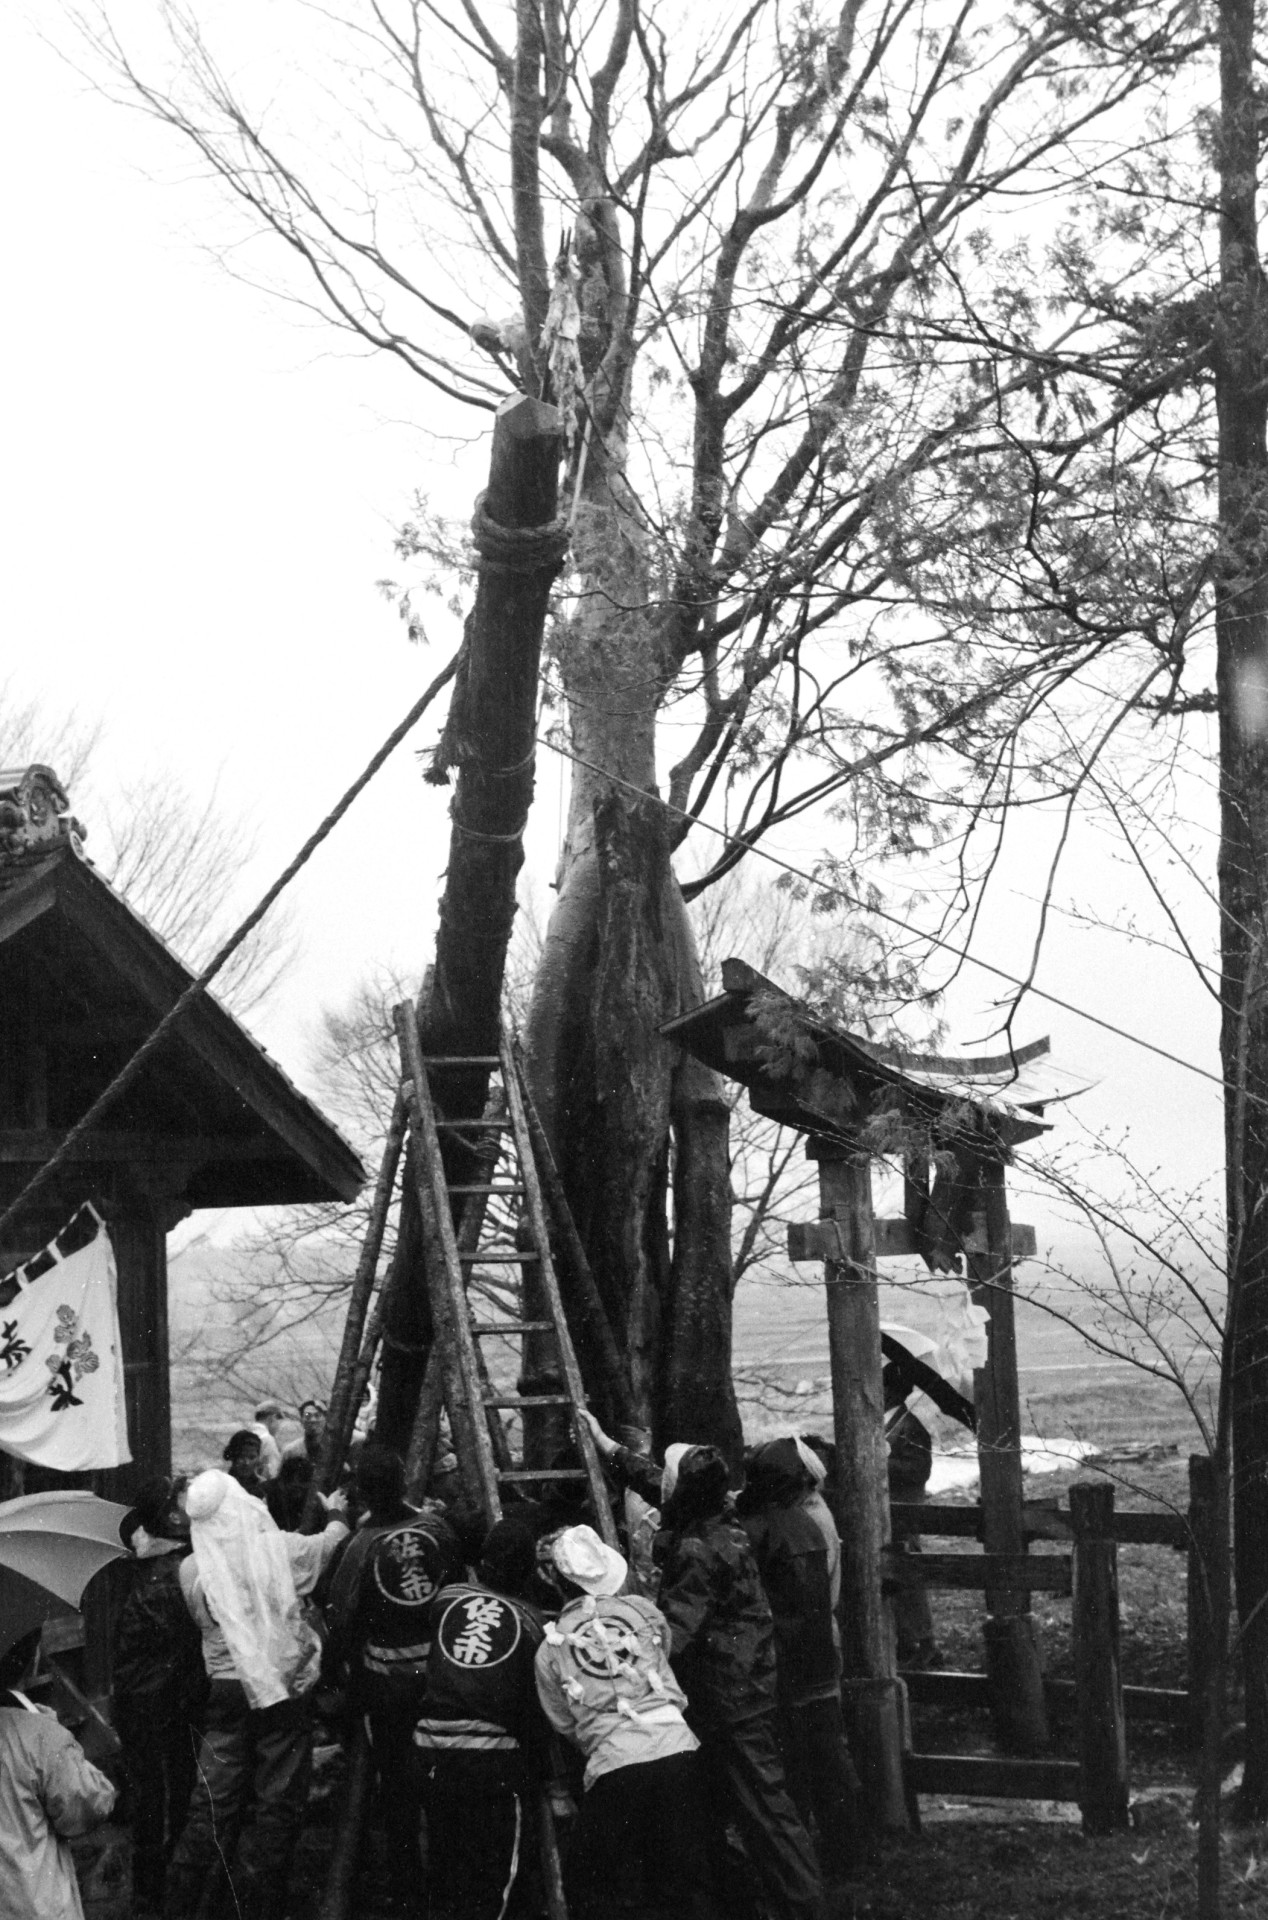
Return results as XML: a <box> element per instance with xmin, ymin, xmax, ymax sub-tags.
<box><xmin>0</xmin><ymin>1385</ymin><xmax>950</xmax><ymax>1920</ymax></box>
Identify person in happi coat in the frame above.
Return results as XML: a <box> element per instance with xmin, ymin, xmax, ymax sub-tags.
<box><xmin>534</xmin><ymin>1524</ymin><xmax>723</xmax><ymax>1920</ymax></box>
<box><xmin>112</xmin><ymin>1477</ymin><xmax>207</xmax><ymax>1915</ymax></box>
<box><xmin>579</xmin><ymin>1410</ymin><xmax>825</xmax><ymax>1920</ymax></box>
<box><xmin>163</xmin><ymin>1468</ymin><xmax>348</xmax><ymax>1920</ymax></box>
<box><xmin>0</xmin><ymin>1628</ymin><xmax>116</xmax><ymax>1920</ymax></box>
<box><xmin>414</xmin><ymin>1519</ymin><xmax>553</xmax><ymax>1920</ymax></box>
<box><xmin>322</xmin><ymin>1445</ymin><xmax>461</xmax><ymax>1918</ymax></box>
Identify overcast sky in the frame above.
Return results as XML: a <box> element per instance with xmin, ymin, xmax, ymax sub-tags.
<box><xmin>1</xmin><ymin>9</ymin><xmax>1225</xmax><ymax>1272</ymax></box>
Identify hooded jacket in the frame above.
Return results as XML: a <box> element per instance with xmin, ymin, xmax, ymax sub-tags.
<box><xmin>609</xmin><ymin>1446</ymin><xmax>779</xmax><ymax>1730</ymax></box>
<box><xmin>738</xmin><ymin>1439</ymin><xmax>838</xmax><ymax>1707</ymax></box>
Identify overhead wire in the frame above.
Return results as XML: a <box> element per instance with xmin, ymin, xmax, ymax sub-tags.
<box><xmin>537</xmin><ymin>732</ymin><xmax>1228</xmax><ymax>1098</ymax></box>
<box><xmin>0</xmin><ymin>651</ymin><xmax>1233</xmax><ymax>1252</ymax></box>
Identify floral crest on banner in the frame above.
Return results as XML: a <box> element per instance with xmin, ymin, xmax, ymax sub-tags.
<box><xmin>0</xmin><ymin>1207</ymin><xmax>131</xmax><ymax>1472</ymax></box>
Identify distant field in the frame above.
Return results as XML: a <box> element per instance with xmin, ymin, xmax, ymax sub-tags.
<box><xmin>168</xmin><ymin>1239</ymin><xmax>1219</xmax><ymax>1468</ymax></box>
<box><xmin>731</xmin><ymin>1260</ymin><xmax>1217</xmax><ymax>1455</ymax></box>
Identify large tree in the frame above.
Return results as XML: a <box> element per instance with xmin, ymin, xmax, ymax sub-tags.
<box><xmin>75</xmin><ymin>0</ymin><xmax>1199</xmax><ymax>1447</ymax></box>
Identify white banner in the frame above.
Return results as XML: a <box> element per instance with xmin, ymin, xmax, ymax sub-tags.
<box><xmin>0</xmin><ymin>1209</ymin><xmax>131</xmax><ymax>1471</ymax></box>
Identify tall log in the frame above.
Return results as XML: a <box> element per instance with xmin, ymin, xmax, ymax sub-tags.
<box><xmin>376</xmin><ymin>394</ymin><xmax>566</xmax><ymax>1451</ymax></box>
<box><xmin>1216</xmin><ymin>0</ymin><xmax>1268</xmax><ymax>1821</ymax></box>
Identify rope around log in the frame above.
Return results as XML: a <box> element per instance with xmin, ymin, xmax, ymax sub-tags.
<box><xmin>471</xmin><ymin>494</ymin><xmax>570</xmax><ymax>575</ymax></box>
<box><xmin>449</xmin><ymin>816</ymin><xmax>531</xmax><ymax>845</ymax></box>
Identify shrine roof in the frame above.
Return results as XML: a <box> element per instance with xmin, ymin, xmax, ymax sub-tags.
<box><xmin>0</xmin><ymin>839</ymin><xmax>364</xmax><ymax>1214</ymax></box>
<box><xmin>662</xmin><ymin>958</ymin><xmax>1088</xmax><ymax>1149</ymax></box>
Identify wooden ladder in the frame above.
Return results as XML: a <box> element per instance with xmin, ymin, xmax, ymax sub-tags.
<box><xmin>394</xmin><ymin>1005</ymin><xmax>619</xmax><ymax>1549</ymax></box>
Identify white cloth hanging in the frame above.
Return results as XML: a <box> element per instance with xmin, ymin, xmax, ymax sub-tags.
<box><xmin>0</xmin><ymin>1210</ymin><xmax>129</xmax><ymax>1472</ymax></box>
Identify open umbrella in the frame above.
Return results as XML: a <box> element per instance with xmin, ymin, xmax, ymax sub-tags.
<box><xmin>0</xmin><ymin>1489</ymin><xmax>131</xmax><ymax>1658</ymax></box>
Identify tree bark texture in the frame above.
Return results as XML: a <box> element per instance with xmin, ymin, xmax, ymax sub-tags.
<box><xmin>1216</xmin><ymin>0</ymin><xmax>1268</xmax><ymax>1821</ymax></box>
<box><xmin>376</xmin><ymin>393</ymin><xmax>565</xmax><ymax>1452</ymax></box>
<box><xmin>523</xmin><ymin>429</ymin><xmax>741</xmax><ymax>1456</ymax></box>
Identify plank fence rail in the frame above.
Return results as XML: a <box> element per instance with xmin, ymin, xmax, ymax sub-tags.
<box><xmin>891</xmin><ymin>1471</ymin><xmax>1219</xmax><ymax>1830</ymax></box>
<box><xmin>892</xmin><ymin>1451</ymin><xmax>1216</xmax><ymax>1754</ymax></box>
<box><xmin>890</xmin><ymin>1499</ymin><xmax>1191</xmax><ymax>1550</ymax></box>
<box><xmin>903</xmin><ymin>1669</ymin><xmax>1191</xmax><ymax>1727</ymax></box>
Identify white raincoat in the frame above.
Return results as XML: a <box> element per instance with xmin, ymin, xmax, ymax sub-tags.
<box><xmin>182</xmin><ymin>1471</ymin><xmax>344</xmax><ymax>1710</ymax></box>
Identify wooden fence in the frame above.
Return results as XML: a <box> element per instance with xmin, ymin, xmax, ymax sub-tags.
<box><xmin>889</xmin><ymin>1457</ymin><xmax>1215</xmax><ymax>1831</ymax></box>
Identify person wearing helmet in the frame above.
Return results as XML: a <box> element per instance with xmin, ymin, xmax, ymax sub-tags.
<box><xmin>579</xmin><ymin>1411</ymin><xmax>824</xmax><ymax>1920</ymax></box>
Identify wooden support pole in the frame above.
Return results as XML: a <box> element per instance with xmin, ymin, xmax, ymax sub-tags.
<box><xmin>316</xmin><ymin>1719</ymin><xmax>373</xmax><ymax>1920</ymax></box>
<box><xmin>966</xmin><ymin>1156</ymin><xmax>1049</xmax><ymax>1754</ymax></box>
<box><xmin>1070</xmin><ymin>1481</ymin><xmax>1130</xmax><ymax>1833</ymax></box>
<box><xmin>397</xmin><ymin>1004</ymin><xmax>503</xmax><ymax>1521</ymax></box>
<box><xmin>1187</xmin><ymin>1453</ymin><xmax>1220</xmax><ymax>1747</ymax></box>
<box><xmin>402</xmin><ymin>1102</ymin><xmax>507</xmax><ymax>1501</ymax></box>
<box><xmin>305</xmin><ymin>1092</ymin><xmax>407</xmax><ymax>1523</ymax></box>
<box><xmin>811</xmin><ymin>1140</ymin><xmax>912</xmax><ymax>1833</ymax></box>
<box><xmin>512</xmin><ymin>1044</ymin><xmax>637</xmax><ymax>1430</ymax></box>
<box><xmin>403</xmin><ymin>1346</ymin><xmax>446</xmax><ymax>1502</ymax></box>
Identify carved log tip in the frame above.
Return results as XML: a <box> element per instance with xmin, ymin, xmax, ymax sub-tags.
<box><xmin>495</xmin><ymin>392</ymin><xmax>564</xmax><ymax>438</ymax></box>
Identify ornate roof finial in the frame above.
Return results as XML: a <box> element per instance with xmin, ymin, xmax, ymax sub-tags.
<box><xmin>0</xmin><ymin>765</ymin><xmax>85</xmax><ymax>863</ymax></box>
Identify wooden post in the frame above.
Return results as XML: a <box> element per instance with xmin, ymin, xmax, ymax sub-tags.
<box><xmin>1070</xmin><ymin>1480</ymin><xmax>1130</xmax><ymax>1832</ymax></box>
<box><xmin>403</xmin><ymin>1346</ymin><xmax>446</xmax><ymax>1501</ymax></box>
<box><xmin>966</xmin><ymin>1156</ymin><xmax>1049</xmax><ymax>1754</ymax></box>
<box><xmin>317</xmin><ymin>1719</ymin><xmax>373</xmax><ymax>1920</ymax></box>
<box><xmin>1187</xmin><ymin>1453</ymin><xmax>1220</xmax><ymax>1747</ymax></box>
<box><xmin>104</xmin><ymin>1199</ymin><xmax>172</xmax><ymax>1502</ymax></box>
<box><xmin>305</xmin><ymin>1092</ymin><xmax>407</xmax><ymax>1523</ymax></box>
<box><xmin>811</xmin><ymin>1140</ymin><xmax>912</xmax><ymax>1833</ymax></box>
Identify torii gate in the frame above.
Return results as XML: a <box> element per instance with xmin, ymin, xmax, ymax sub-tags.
<box><xmin>664</xmin><ymin>958</ymin><xmax>1081</xmax><ymax>1829</ymax></box>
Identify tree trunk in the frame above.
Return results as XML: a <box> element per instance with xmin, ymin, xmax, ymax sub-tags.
<box><xmin>523</xmin><ymin>433</ymin><xmax>741</xmax><ymax>1454</ymax></box>
<box><xmin>1216</xmin><ymin>0</ymin><xmax>1268</xmax><ymax>1824</ymax></box>
<box><xmin>376</xmin><ymin>394</ymin><xmax>564</xmax><ymax>1452</ymax></box>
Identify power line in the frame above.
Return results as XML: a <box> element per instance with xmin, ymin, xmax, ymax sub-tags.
<box><xmin>538</xmin><ymin>733</ymin><xmax>1226</xmax><ymax>1096</ymax></box>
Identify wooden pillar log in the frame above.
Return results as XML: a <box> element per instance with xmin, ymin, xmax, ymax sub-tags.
<box><xmin>811</xmin><ymin>1140</ymin><xmax>912</xmax><ymax>1833</ymax></box>
<box><xmin>967</xmin><ymin>1156</ymin><xmax>1049</xmax><ymax>1754</ymax></box>
<box><xmin>1071</xmin><ymin>1480</ymin><xmax>1130</xmax><ymax>1832</ymax></box>
<box><xmin>317</xmin><ymin>1718</ymin><xmax>373</xmax><ymax>1920</ymax></box>
<box><xmin>104</xmin><ymin>1200</ymin><xmax>171</xmax><ymax>1502</ymax></box>
<box><xmin>378</xmin><ymin>393</ymin><xmax>564</xmax><ymax>1450</ymax></box>
<box><xmin>1187</xmin><ymin>1453</ymin><xmax>1220</xmax><ymax>1747</ymax></box>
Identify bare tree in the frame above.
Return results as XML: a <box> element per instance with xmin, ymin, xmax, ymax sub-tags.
<box><xmin>67</xmin><ymin>0</ymin><xmax>1204</xmax><ymax>1448</ymax></box>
